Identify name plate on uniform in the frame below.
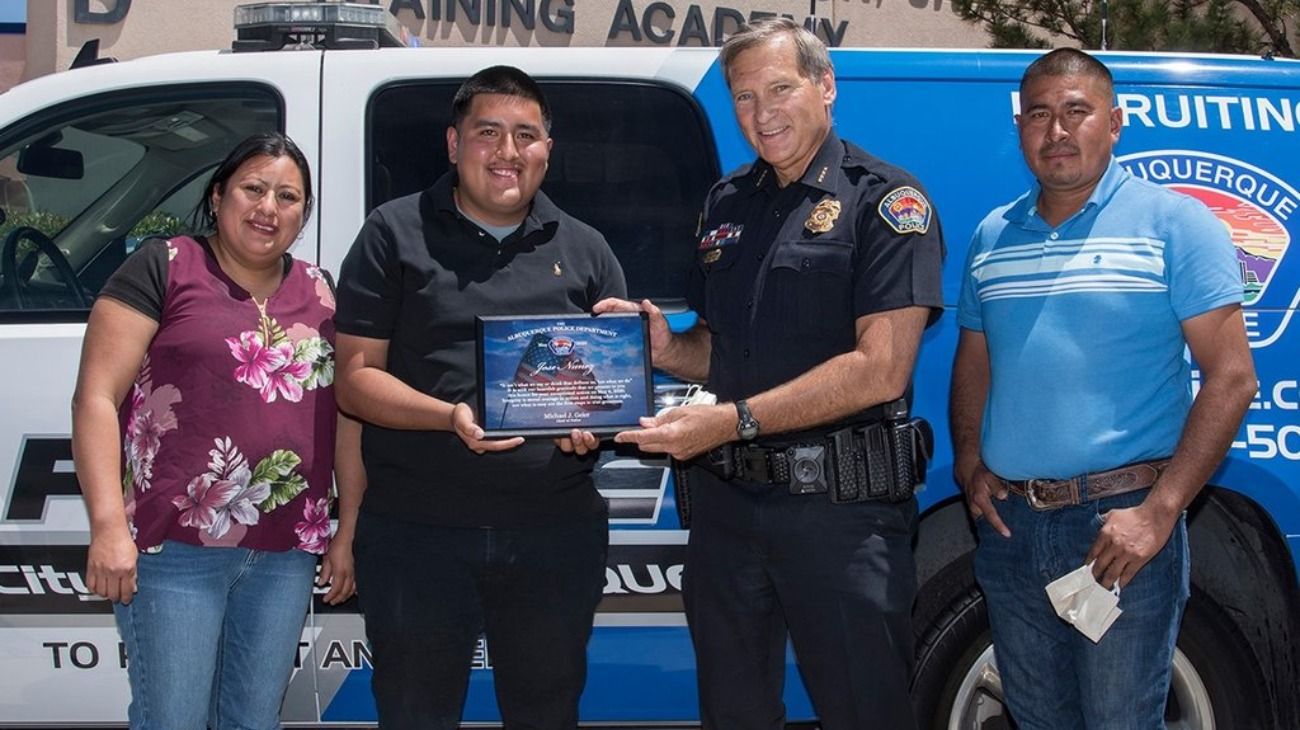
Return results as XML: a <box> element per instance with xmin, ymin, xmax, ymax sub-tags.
<box><xmin>475</xmin><ymin>312</ymin><xmax>653</xmax><ymax>437</ymax></box>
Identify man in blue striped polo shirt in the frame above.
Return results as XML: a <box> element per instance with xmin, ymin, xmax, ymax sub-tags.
<box><xmin>950</xmin><ymin>48</ymin><xmax>1257</xmax><ymax>729</ymax></box>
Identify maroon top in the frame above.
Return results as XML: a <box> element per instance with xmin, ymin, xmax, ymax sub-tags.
<box><xmin>103</xmin><ymin>236</ymin><xmax>337</xmax><ymax>553</ymax></box>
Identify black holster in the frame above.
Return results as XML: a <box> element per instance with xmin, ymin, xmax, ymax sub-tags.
<box><xmin>830</xmin><ymin>413</ymin><xmax>933</xmax><ymax>504</ymax></box>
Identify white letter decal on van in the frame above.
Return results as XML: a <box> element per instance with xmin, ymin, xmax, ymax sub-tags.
<box><xmin>1119</xmin><ymin>93</ymin><xmax>1153</xmax><ymax>128</ymax></box>
<box><xmin>1155</xmin><ymin>95</ymin><xmax>1191</xmax><ymax>129</ymax></box>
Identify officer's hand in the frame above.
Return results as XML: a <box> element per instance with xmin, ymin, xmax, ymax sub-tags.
<box><xmin>85</xmin><ymin>528</ymin><xmax>138</xmax><ymax>604</ymax></box>
<box><xmin>555</xmin><ymin>429</ymin><xmax>600</xmax><ymax>456</ymax></box>
<box><xmin>1086</xmin><ymin>502</ymin><xmax>1178</xmax><ymax>590</ymax></box>
<box><xmin>594</xmin><ymin>298</ymin><xmax>671</xmax><ymax>361</ymax></box>
<box><xmin>956</xmin><ymin>457</ymin><xmax>1011</xmax><ymax>538</ymax></box>
<box><xmin>451</xmin><ymin>402</ymin><xmax>524</xmax><ymax>454</ymax></box>
<box><xmin>614</xmin><ymin>404</ymin><xmax>732</xmax><ymax>460</ymax></box>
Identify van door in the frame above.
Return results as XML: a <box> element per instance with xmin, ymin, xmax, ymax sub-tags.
<box><xmin>0</xmin><ymin>52</ymin><xmax>323</xmax><ymax>726</ymax></box>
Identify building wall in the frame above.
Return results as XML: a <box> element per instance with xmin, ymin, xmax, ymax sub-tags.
<box><xmin>17</xmin><ymin>0</ymin><xmax>991</xmax><ymax>85</ymax></box>
<box><xmin>14</xmin><ymin>0</ymin><xmax>1300</xmax><ymax>91</ymax></box>
<box><xmin>20</xmin><ymin>0</ymin><xmax>57</xmax><ymax>83</ymax></box>
<box><xmin>0</xmin><ymin>33</ymin><xmax>23</xmax><ymax>90</ymax></box>
<box><xmin>386</xmin><ymin>1</ymin><xmax>991</xmax><ymax>50</ymax></box>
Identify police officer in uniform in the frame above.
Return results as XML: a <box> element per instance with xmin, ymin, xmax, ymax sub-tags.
<box><xmin>597</xmin><ymin>18</ymin><xmax>944</xmax><ymax>730</ymax></box>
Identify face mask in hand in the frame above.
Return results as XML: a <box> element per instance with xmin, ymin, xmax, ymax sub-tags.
<box><xmin>1045</xmin><ymin>562</ymin><xmax>1122</xmax><ymax>643</ymax></box>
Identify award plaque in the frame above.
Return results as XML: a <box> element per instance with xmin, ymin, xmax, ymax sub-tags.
<box><xmin>475</xmin><ymin>312</ymin><xmax>653</xmax><ymax>437</ymax></box>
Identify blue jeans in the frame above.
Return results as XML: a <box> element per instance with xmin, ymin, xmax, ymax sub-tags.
<box><xmin>113</xmin><ymin>540</ymin><xmax>316</xmax><ymax>730</ymax></box>
<box><xmin>975</xmin><ymin>487</ymin><xmax>1190</xmax><ymax>730</ymax></box>
<box><xmin>353</xmin><ymin>510</ymin><xmax>608</xmax><ymax>730</ymax></box>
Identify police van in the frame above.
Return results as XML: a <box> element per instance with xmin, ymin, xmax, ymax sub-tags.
<box><xmin>0</xmin><ymin>3</ymin><xmax>1297</xmax><ymax>727</ymax></box>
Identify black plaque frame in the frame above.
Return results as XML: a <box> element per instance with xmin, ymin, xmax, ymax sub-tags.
<box><xmin>475</xmin><ymin>312</ymin><xmax>653</xmax><ymax>437</ymax></box>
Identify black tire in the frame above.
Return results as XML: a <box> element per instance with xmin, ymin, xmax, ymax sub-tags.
<box><xmin>912</xmin><ymin>575</ymin><xmax>1270</xmax><ymax>729</ymax></box>
<box><xmin>912</xmin><ymin>581</ymin><xmax>1010</xmax><ymax>730</ymax></box>
<box><xmin>1171</xmin><ymin>592</ymin><xmax>1270</xmax><ymax>729</ymax></box>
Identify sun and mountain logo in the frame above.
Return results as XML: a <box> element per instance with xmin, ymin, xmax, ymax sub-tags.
<box><xmin>1120</xmin><ymin>150</ymin><xmax>1299</xmax><ymax>345</ymax></box>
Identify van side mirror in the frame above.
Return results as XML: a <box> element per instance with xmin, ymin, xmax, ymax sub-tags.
<box><xmin>18</xmin><ymin>145</ymin><xmax>84</xmax><ymax>180</ymax></box>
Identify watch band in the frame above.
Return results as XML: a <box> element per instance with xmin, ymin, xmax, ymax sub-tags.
<box><xmin>735</xmin><ymin>399</ymin><xmax>760</xmax><ymax>441</ymax></box>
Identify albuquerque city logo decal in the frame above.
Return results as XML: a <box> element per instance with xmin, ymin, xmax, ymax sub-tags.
<box><xmin>1119</xmin><ymin>150</ymin><xmax>1300</xmax><ymax>347</ymax></box>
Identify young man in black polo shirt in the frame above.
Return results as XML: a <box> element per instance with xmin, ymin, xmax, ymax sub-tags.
<box><xmin>334</xmin><ymin>66</ymin><xmax>626</xmax><ymax>730</ymax></box>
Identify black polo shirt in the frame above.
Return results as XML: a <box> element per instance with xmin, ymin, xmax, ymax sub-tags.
<box><xmin>686</xmin><ymin>132</ymin><xmax>944</xmax><ymax>436</ymax></box>
<box><xmin>335</xmin><ymin>171</ymin><xmax>627</xmax><ymax>528</ymax></box>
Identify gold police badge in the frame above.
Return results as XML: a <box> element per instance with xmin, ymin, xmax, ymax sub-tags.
<box><xmin>805</xmin><ymin>199</ymin><xmax>841</xmax><ymax>234</ymax></box>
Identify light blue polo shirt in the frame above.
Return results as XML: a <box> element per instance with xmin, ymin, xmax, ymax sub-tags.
<box><xmin>957</xmin><ymin>157</ymin><xmax>1242</xmax><ymax>480</ymax></box>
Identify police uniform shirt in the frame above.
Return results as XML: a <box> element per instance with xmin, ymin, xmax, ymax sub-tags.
<box><xmin>334</xmin><ymin>171</ymin><xmax>627</xmax><ymax>528</ymax></box>
<box><xmin>686</xmin><ymin>132</ymin><xmax>944</xmax><ymax>429</ymax></box>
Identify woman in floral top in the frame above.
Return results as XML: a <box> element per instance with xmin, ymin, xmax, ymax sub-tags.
<box><xmin>72</xmin><ymin>133</ymin><xmax>364</xmax><ymax>730</ymax></box>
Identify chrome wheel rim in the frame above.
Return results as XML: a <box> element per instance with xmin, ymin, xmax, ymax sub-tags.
<box><xmin>947</xmin><ymin>645</ymin><xmax>1213</xmax><ymax>730</ymax></box>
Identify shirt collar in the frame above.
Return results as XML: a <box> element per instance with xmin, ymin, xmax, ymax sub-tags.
<box><xmin>1012</xmin><ymin>156</ymin><xmax>1129</xmax><ymax>225</ymax></box>
<box><xmin>430</xmin><ymin>170</ymin><xmax>561</xmax><ymax>240</ymax></box>
<box><xmin>749</xmin><ymin>130</ymin><xmax>842</xmax><ymax>195</ymax></box>
<box><xmin>798</xmin><ymin>130</ymin><xmax>844</xmax><ymax>194</ymax></box>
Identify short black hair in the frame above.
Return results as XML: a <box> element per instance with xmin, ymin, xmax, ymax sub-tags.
<box><xmin>450</xmin><ymin>65</ymin><xmax>552</xmax><ymax>133</ymax></box>
<box><xmin>1020</xmin><ymin>48</ymin><xmax>1114</xmax><ymax>98</ymax></box>
<box><xmin>192</xmin><ymin>131</ymin><xmax>314</xmax><ymax>232</ymax></box>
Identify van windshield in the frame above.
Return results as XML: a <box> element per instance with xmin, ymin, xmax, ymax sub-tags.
<box><xmin>0</xmin><ymin>85</ymin><xmax>281</xmax><ymax>317</ymax></box>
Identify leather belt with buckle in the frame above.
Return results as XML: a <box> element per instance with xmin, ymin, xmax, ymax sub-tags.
<box><xmin>999</xmin><ymin>459</ymin><xmax>1171</xmax><ymax>511</ymax></box>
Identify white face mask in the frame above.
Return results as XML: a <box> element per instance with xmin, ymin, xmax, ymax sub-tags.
<box><xmin>1045</xmin><ymin>562</ymin><xmax>1123</xmax><ymax>643</ymax></box>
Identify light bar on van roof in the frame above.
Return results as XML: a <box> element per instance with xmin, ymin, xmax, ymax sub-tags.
<box><xmin>235</xmin><ymin>2</ymin><xmax>387</xmax><ymax>28</ymax></box>
<box><xmin>233</xmin><ymin>2</ymin><xmax>402</xmax><ymax>51</ymax></box>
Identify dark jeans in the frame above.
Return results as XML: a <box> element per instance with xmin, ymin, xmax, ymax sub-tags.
<box><xmin>353</xmin><ymin>510</ymin><xmax>608</xmax><ymax>730</ymax></box>
<box><xmin>683</xmin><ymin>468</ymin><xmax>919</xmax><ymax>730</ymax></box>
<box><xmin>975</xmin><ymin>487</ymin><xmax>1190</xmax><ymax>730</ymax></box>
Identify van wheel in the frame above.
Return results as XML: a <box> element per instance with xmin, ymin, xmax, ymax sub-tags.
<box><xmin>912</xmin><ymin>585</ymin><xmax>1268</xmax><ymax>729</ymax></box>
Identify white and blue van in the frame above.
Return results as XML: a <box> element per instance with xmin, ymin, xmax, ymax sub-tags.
<box><xmin>0</xmin><ymin>6</ymin><xmax>1297</xmax><ymax>728</ymax></box>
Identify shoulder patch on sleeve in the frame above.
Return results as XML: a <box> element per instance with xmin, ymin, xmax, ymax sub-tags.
<box><xmin>878</xmin><ymin>186</ymin><xmax>932</xmax><ymax>235</ymax></box>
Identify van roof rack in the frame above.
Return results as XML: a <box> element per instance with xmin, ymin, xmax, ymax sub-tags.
<box><xmin>232</xmin><ymin>2</ymin><xmax>403</xmax><ymax>52</ymax></box>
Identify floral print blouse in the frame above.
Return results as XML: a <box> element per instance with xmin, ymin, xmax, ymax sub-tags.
<box><xmin>101</xmin><ymin>236</ymin><xmax>336</xmax><ymax>553</ymax></box>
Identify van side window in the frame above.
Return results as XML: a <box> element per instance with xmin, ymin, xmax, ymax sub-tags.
<box><xmin>368</xmin><ymin>81</ymin><xmax>718</xmax><ymax>302</ymax></box>
<box><xmin>0</xmin><ymin>85</ymin><xmax>282</xmax><ymax>319</ymax></box>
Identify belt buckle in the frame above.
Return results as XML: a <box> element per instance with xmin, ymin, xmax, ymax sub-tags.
<box><xmin>1024</xmin><ymin>479</ymin><xmax>1055</xmax><ymax>511</ymax></box>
